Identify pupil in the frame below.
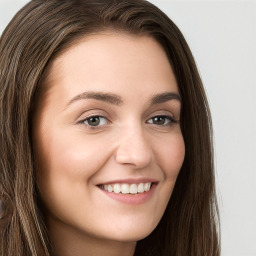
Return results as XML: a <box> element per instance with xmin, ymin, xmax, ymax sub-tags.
<box><xmin>153</xmin><ymin>116</ymin><xmax>165</xmax><ymax>125</ymax></box>
<box><xmin>88</xmin><ymin>117</ymin><xmax>100</xmax><ymax>126</ymax></box>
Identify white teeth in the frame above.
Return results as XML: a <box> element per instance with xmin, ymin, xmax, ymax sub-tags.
<box><xmin>101</xmin><ymin>182</ymin><xmax>152</xmax><ymax>194</ymax></box>
<box><xmin>138</xmin><ymin>183</ymin><xmax>144</xmax><ymax>193</ymax></box>
<box><xmin>129</xmin><ymin>184</ymin><xmax>138</xmax><ymax>194</ymax></box>
<box><xmin>121</xmin><ymin>184</ymin><xmax>130</xmax><ymax>194</ymax></box>
<box><xmin>113</xmin><ymin>184</ymin><xmax>121</xmax><ymax>193</ymax></box>
<box><xmin>144</xmin><ymin>182</ymin><xmax>151</xmax><ymax>192</ymax></box>
<box><xmin>107</xmin><ymin>185</ymin><xmax>113</xmax><ymax>192</ymax></box>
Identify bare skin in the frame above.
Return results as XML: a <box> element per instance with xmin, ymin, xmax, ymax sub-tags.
<box><xmin>33</xmin><ymin>32</ymin><xmax>185</xmax><ymax>256</ymax></box>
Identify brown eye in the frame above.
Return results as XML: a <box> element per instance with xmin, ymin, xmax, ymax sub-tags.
<box><xmin>152</xmin><ymin>116</ymin><xmax>166</xmax><ymax>125</ymax></box>
<box><xmin>82</xmin><ymin>116</ymin><xmax>108</xmax><ymax>127</ymax></box>
<box><xmin>87</xmin><ymin>117</ymin><xmax>100</xmax><ymax>126</ymax></box>
<box><xmin>147</xmin><ymin>115</ymin><xmax>177</xmax><ymax>126</ymax></box>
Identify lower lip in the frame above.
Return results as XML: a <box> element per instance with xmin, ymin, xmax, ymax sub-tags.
<box><xmin>99</xmin><ymin>184</ymin><xmax>157</xmax><ymax>205</ymax></box>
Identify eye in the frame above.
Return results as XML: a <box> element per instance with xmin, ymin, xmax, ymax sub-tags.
<box><xmin>147</xmin><ymin>115</ymin><xmax>177</xmax><ymax>126</ymax></box>
<box><xmin>80</xmin><ymin>116</ymin><xmax>108</xmax><ymax>127</ymax></box>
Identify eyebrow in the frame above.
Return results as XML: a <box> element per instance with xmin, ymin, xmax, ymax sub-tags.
<box><xmin>150</xmin><ymin>92</ymin><xmax>181</xmax><ymax>104</ymax></box>
<box><xmin>66</xmin><ymin>91</ymin><xmax>181</xmax><ymax>108</ymax></box>
<box><xmin>67</xmin><ymin>91</ymin><xmax>123</xmax><ymax>107</ymax></box>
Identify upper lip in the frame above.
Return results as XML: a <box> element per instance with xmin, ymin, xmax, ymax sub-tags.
<box><xmin>97</xmin><ymin>178</ymin><xmax>159</xmax><ymax>185</ymax></box>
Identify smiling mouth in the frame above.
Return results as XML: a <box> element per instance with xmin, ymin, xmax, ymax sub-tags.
<box><xmin>98</xmin><ymin>182</ymin><xmax>154</xmax><ymax>195</ymax></box>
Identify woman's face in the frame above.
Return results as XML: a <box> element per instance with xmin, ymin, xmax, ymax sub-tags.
<box><xmin>33</xmin><ymin>32</ymin><xmax>185</xmax><ymax>246</ymax></box>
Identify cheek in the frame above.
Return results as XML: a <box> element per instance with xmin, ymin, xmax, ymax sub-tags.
<box><xmin>36</xmin><ymin>129</ymin><xmax>112</xmax><ymax>180</ymax></box>
<box><xmin>34</xmin><ymin>129</ymin><xmax>116</xmax><ymax>224</ymax></box>
<box><xmin>34</xmin><ymin>129</ymin><xmax>113</xmax><ymax>207</ymax></box>
<box><xmin>154</xmin><ymin>132</ymin><xmax>185</xmax><ymax>181</ymax></box>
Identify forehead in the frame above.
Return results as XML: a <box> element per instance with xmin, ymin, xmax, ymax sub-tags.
<box><xmin>41</xmin><ymin>32</ymin><xmax>178</xmax><ymax>103</ymax></box>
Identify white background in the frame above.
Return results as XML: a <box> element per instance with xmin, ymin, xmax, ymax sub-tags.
<box><xmin>1</xmin><ymin>1</ymin><xmax>255</xmax><ymax>255</ymax></box>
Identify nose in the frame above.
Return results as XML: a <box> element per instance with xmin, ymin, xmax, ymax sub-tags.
<box><xmin>115</xmin><ymin>125</ymin><xmax>153</xmax><ymax>169</ymax></box>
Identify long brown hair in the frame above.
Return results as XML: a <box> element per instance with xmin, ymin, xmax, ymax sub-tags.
<box><xmin>0</xmin><ymin>0</ymin><xmax>220</xmax><ymax>255</ymax></box>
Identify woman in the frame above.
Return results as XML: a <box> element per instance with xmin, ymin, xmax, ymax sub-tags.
<box><xmin>0</xmin><ymin>0</ymin><xmax>220</xmax><ymax>255</ymax></box>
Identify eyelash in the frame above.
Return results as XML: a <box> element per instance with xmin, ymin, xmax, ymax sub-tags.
<box><xmin>147</xmin><ymin>115</ymin><xmax>178</xmax><ymax>126</ymax></box>
<box><xmin>78</xmin><ymin>115</ymin><xmax>109</xmax><ymax>128</ymax></box>
<box><xmin>78</xmin><ymin>115</ymin><xmax>178</xmax><ymax>129</ymax></box>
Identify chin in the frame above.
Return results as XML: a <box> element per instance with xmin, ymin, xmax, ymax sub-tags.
<box><xmin>100</xmin><ymin>219</ymin><xmax>158</xmax><ymax>242</ymax></box>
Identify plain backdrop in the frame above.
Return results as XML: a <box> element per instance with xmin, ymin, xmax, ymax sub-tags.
<box><xmin>1</xmin><ymin>1</ymin><xmax>256</xmax><ymax>255</ymax></box>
